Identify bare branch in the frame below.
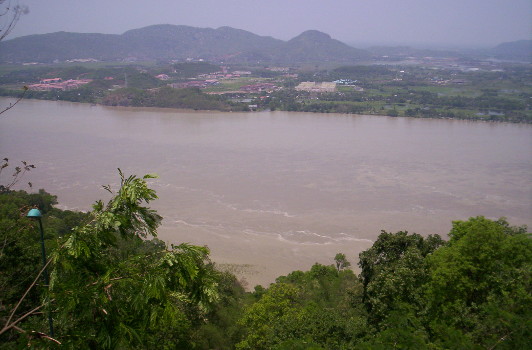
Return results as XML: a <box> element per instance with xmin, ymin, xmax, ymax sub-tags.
<box><xmin>4</xmin><ymin>311</ymin><xmax>62</xmax><ymax>344</ymax></box>
<box><xmin>87</xmin><ymin>276</ymin><xmax>130</xmax><ymax>287</ymax></box>
<box><xmin>0</xmin><ymin>158</ymin><xmax>35</xmax><ymax>193</ymax></box>
<box><xmin>28</xmin><ymin>330</ymin><xmax>62</xmax><ymax>345</ymax></box>
<box><xmin>4</xmin><ymin>256</ymin><xmax>52</xmax><ymax>329</ymax></box>
<box><xmin>0</xmin><ymin>302</ymin><xmax>46</xmax><ymax>336</ymax></box>
<box><xmin>488</xmin><ymin>331</ymin><xmax>514</xmax><ymax>350</ymax></box>
<box><xmin>0</xmin><ymin>86</ymin><xmax>28</xmax><ymax>116</ymax></box>
<box><xmin>0</xmin><ymin>1</ymin><xmax>29</xmax><ymax>41</ymax></box>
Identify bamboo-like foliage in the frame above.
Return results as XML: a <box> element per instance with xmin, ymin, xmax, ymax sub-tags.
<box><xmin>3</xmin><ymin>171</ymin><xmax>218</xmax><ymax>349</ymax></box>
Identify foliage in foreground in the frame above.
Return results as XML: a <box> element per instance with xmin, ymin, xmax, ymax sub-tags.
<box><xmin>234</xmin><ymin>218</ymin><xmax>530</xmax><ymax>350</ymax></box>
<box><xmin>1</xmin><ymin>172</ymin><xmax>219</xmax><ymax>349</ymax></box>
<box><xmin>1</xmin><ymin>171</ymin><xmax>530</xmax><ymax>349</ymax></box>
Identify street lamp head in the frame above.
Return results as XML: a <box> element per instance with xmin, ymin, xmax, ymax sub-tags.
<box><xmin>27</xmin><ymin>208</ymin><xmax>43</xmax><ymax>219</ymax></box>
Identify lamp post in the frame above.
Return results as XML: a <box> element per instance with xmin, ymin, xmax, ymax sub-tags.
<box><xmin>26</xmin><ymin>208</ymin><xmax>54</xmax><ymax>338</ymax></box>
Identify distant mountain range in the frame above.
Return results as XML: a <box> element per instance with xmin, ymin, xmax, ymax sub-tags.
<box><xmin>0</xmin><ymin>24</ymin><xmax>371</xmax><ymax>65</ymax></box>
<box><xmin>0</xmin><ymin>25</ymin><xmax>528</xmax><ymax>65</ymax></box>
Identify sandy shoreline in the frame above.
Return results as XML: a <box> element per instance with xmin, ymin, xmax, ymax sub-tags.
<box><xmin>154</xmin><ymin>207</ymin><xmax>467</xmax><ymax>289</ymax></box>
<box><xmin>157</xmin><ymin>225</ymin><xmax>374</xmax><ymax>289</ymax></box>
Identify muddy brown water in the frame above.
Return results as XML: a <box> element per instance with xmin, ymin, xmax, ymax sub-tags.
<box><xmin>2</xmin><ymin>98</ymin><xmax>531</xmax><ymax>287</ymax></box>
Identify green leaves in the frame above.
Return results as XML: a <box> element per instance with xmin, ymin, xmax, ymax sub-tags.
<box><xmin>237</xmin><ymin>283</ymin><xmax>303</xmax><ymax>350</ymax></box>
<box><xmin>358</xmin><ymin>230</ymin><xmax>444</xmax><ymax>327</ymax></box>
<box><xmin>425</xmin><ymin>217</ymin><xmax>532</xmax><ymax>347</ymax></box>
<box><xmin>237</xmin><ymin>262</ymin><xmax>366</xmax><ymax>350</ymax></box>
<box><xmin>334</xmin><ymin>253</ymin><xmax>351</xmax><ymax>271</ymax></box>
<box><xmin>28</xmin><ymin>171</ymin><xmax>220</xmax><ymax>349</ymax></box>
<box><xmin>355</xmin><ymin>218</ymin><xmax>531</xmax><ymax>348</ymax></box>
<box><xmin>94</xmin><ymin>170</ymin><xmax>161</xmax><ymax>240</ymax></box>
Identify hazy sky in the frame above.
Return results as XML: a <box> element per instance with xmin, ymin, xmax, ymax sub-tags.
<box><xmin>7</xmin><ymin>0</ymin><xmax>532</xmax><ymax>47</ymax></box>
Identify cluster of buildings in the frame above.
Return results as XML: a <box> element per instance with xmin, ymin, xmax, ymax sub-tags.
<box><xmin>295</xmin><ymin>82</ymin><xmax>337</xmax><ymax>93</ymax></box>
<box><xmin>65</xmin><ymin>58</ymin><xmax>98</xmax><ymax>63</ymax></box>
<box><xmin>266</xmin><ymin>67</ymin><xmax>290</xmax><ymax>72</ymax></box>
<box><xmin>334</xmin><ymin>79</ymin><xmax>357</xmax><ymax>85</ymax></box>
<box><xmin>239</xmin><ymin>83</ymin><xmax>277</xmax><ymax>93</ymax></box>
<box><xmin>28</xmin><ymin>78</ymin><xmax>92</xmax><ymax>91</ymax></box>
<box><xmin>197</xmin><ymin>71</ymin><xmax>251</xmax><ymax>80</ymax></box>
<box><xmin>155</xmin><ymin>74</ymin><xmax>171</xmax><ymax>80</ymax></box>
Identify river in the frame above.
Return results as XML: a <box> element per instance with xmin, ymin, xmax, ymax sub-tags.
<box><xmin>1</xmin><ymin>98</ymin><xmax>531</xmax><ymax>287</ymax></box>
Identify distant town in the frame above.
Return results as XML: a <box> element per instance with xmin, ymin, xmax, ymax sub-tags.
<box><xmin>0</xmin><ymin>24</ymin><xmax>528</xmax><ymax>121</ymax></box>
<box><xmin>1</xmin><ymin>56</ymin><xmax>529</xmax><ymax>123</ymax></box>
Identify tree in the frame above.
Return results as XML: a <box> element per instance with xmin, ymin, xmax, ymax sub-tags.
<box><xmin>238</xmin><ymin>263</ymin><xmax>367</xmax><ymax>349</ymax></box>
<box><xmin>236</xmin><ymin>283</ymin><xmax>304</xmax><ymax>350</ymax></box>
<box><xmin>358</xmin><ymin>230</ymin><xmax>444</xmax><ymax>327</ymax></box>
<box><xmin>425</xmin><ymin>217</ymin><xmax>531</xmax><ymax>349</ymax></box>
<box><xmin>192</xmin><ymin>270</ymin><xmax>247</xmax><ymax>349</ymax></box>
<box><xmin>355</xmin><ymin>309</ymin><xmax>432</xmax><ymax>350</ymax></box>
<box><xmin>334</xmin><ymin>253</ymin><xmax>351</xmax><ymax>272</ymax></box>
<box><xmin>1</xmin><ymin>171</ymin><xmax>220</xmax><ymax>349</ymax></box>
<box><xmin>0</xmin><ymin>190</ymin><xmax>54</xmax><ymax>343</ymax></box>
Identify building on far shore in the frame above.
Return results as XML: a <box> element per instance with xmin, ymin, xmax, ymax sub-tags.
<box><xmin>295</xmin><ymin>81</ymin><xmax>337</xmax><ymax>93</ymax></box>
<box><xmin>28</xmin><ymin>78</ymin><xmax>92</xmax><ymax>91</ymax></box>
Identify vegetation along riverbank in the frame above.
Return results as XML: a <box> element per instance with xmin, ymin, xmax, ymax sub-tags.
<box><xmin>0</xmin><ymin>60</ymin><xmax>530</xmax><ymax>122</ymax></box>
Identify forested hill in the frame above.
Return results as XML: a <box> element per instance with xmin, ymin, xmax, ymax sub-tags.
<box><xmin>0</xmin><ymin>24</ymin><xmax>371</xmax><ymax>64</ymax></box>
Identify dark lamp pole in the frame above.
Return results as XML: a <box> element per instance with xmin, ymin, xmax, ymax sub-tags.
<box><xmin>27</xmin><ymin>208</ymin><xmax>54</xmax><ymax>337</ymax></box>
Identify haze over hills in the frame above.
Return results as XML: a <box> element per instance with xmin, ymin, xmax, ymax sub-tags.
<box><xmin>0</xmin><ymin>24</ymin><xmax>528</xmax><ymax>65</ymax></box>
<box><xmin>492</xmin><ymin>40</ymin><xmax>531</xmax><ymax>61</ymax></box>
<box><xmin>366</xmin><ymin>41</ymin><xmax>532</xmax><ymax>62</ymax></box>
<box><xmin>0</xmin><ymin>24</ymin><xmax>371</xmax><ymax>65</ymax></box>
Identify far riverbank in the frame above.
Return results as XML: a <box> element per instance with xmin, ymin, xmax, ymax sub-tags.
<box><xmin>1</xmin><ymin>85</ymin><xmax>530</xmax><ymax>123</ymax></box>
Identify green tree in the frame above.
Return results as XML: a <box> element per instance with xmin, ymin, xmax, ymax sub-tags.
<box><xmin>237</xmin><ymin>283</ymin><xmax>304</xmax><ymax>350</ymax></box>
<box><xmin>0</xmin><ymin>187</ymin><xmax>85</xmax><ymax>348</ymax></box>
<box><xmin>358</xmin><ymin>231</ymin><xmax>444</xmax><ymax>327</ymax></box>
<box><xmin>238</xmin><ymin>262</ymin><xmax>367</xmax><ymax>349</ymax></box>
<box><xmin>1</xmin><ymin>171</ymin><xmax>220</xmax><ymax>349</ymax></box>
<box><xmin>193</xmin><ymin>270</ymin><xmax>247</xmax><ymax>350</ymax></box>
<box><xmin>425</xmin><ymin>217</ymin><xmax>531</xmax><ymax>349</ymax></box>
<box><xmin>355</xmin><ymin>309</ymin><xmax>432</xmax><ymax>350</ymax></box>
<box><xmin>334</xmin><ymin>253</ymin><xmax>351</xmax><ymax>272</ymax></box>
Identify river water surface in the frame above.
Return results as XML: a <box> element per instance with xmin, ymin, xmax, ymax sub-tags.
<box><xmin>2</xmin><ymin>98</ymin><xmax>531</xmax><ymax>286</ymax></box>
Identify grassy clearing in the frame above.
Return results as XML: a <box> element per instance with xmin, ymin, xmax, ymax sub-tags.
<box><xmin>203</xmin><ymin>77</ymin><xmax>272</xmax><ymax>92</ymax></box>
<box><xmin>408</xmin><ymin>85</ymin><xmax>480</xmax><ymax>97</ymax></box>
